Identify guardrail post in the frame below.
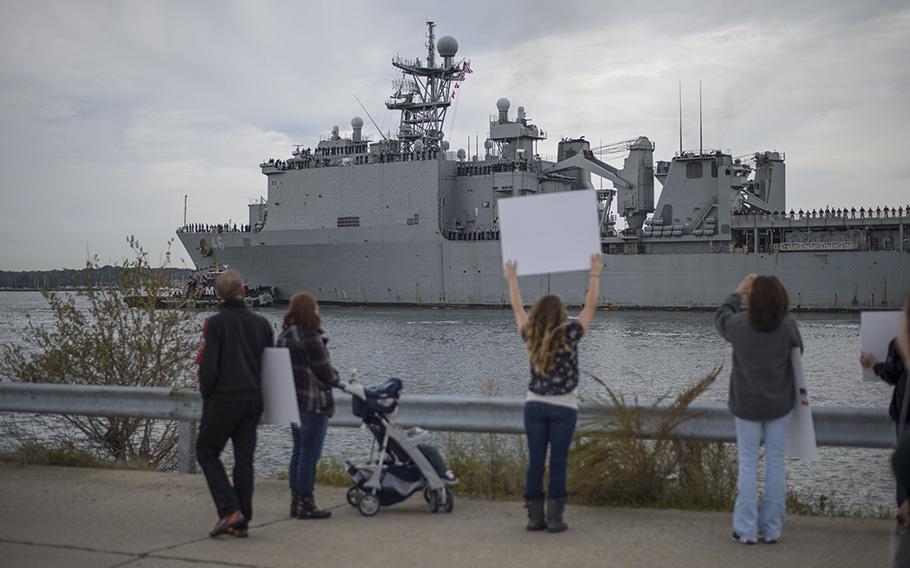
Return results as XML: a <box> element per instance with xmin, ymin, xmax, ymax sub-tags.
<box><xmin>177</xmin><ymin>419</ymin><xmax>196</xmax><ymax>474</ymax></box>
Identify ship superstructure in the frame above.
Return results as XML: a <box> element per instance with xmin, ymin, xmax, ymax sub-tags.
<box><xmin>178</xmin><ymin>22</ymin><xmax>908</xmax><ymax>309</ymax></box>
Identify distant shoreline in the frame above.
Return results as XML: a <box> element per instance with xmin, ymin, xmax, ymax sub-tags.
<box><xmin>0</xmin><ymin>289</ymin><xmax>872</xmax><ymax>314</ymax></box>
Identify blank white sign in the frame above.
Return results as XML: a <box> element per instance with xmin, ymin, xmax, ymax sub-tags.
<box><xmin>498</xmin><ymin>190</ymin><xmax>601</xmax><ymax>276</ymax></box>
<box><xmin>860</xmin><ymin>311</ymin><xmax>903</xmax><ymax>381</ymax></box>
<box><xmin>260</xmin><ymin>347</ymin><xmax>300</xmax><ymax>425</ymax></box>
<box><xmin>786</xmin><ymin>347</ymin><xmax>817</xmax><ymax>460</ymax></box>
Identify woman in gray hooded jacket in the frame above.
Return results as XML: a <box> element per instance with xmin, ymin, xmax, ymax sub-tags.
<box><xmin>715</xmin><ymin>274</ymin><xmax>803</xmax><ymax>545</ymax></box>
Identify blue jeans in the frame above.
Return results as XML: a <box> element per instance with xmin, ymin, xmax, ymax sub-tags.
<box><xmin>733</xmin><ymin>413</ymin><xmax>791</xmax><ymax>541</ymax></box>
<box><xmin>524</xmin><ymin>401</ymin><xmax>577</xmax><ymax>502</ymax></box>
<box><xmin>289</xmin><ymin>410</ymin><xmax>329</xmax><ymax>495</ymax></box>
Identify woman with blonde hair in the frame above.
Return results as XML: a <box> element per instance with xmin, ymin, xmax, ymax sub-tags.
<box><xmin>278</xmin><ymin>292</ymin><xmax>357</xmax><ymax>519</ymax></box>
<box><xmin>504</xmin><ymin>254</ymin><xmax>602</xmax><ymax>533</ymax></box>
<box><xmin>715</xmin><ymin>274</ymin><xmax>803</xmax><ymax>544</ymax></box>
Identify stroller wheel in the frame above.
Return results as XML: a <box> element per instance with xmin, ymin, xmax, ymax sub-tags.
<box><xmin>444</xmin><ymin>488</ymin><xmax>454</xmax><ymax>513</ymax></box>
<box><xmin>429</xmin><ymin>490</ymin><xmax>440</xmax><ymax>513</ymax></box>
<box><xmin>346</xmin><ymin>486</ymin><xmax>363</xmax><ymax>507</ymax></box>
<box><xmin>358</xmin><ymin>493</ymin><xmax>380</xmax><ymax>517</ymax></box>
<box><xmin>423</xmin><ymin>487</ymin><xmax>431</xmax><ymax>504</ymax></box>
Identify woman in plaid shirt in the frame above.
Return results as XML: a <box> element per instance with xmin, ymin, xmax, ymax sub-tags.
<box><xmin>278</xmin><ymin>292</ymin><xmax>349</xmax><ymax>519</ymax></box>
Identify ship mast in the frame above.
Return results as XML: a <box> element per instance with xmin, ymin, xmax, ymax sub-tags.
<box><xmin>386</xmin><ymin>21</ymin><xmax>469</xmax><ymax>152</ymax></box>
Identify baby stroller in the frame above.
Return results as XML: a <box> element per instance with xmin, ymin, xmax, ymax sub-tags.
<box><xmin>345</xmin><ymin>378</ymin><xmax>457</xmax><ymax>517</ymax></box>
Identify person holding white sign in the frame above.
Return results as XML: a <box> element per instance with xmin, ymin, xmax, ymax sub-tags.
<box><xmin>860</xmin><ymin>340</ymin><xmax>907</xmax><ymax>440</ymax></box>
<box><xmin>715</xmin><ymin>274</ymin><xmax>803</xmax><ymax>545</ymax></box>
<box><xmin>890</xmin><ymin>296</ymin><xmax>910</xmax><ymax>565</ymax></box>
<box><xmin>277</xmin><ymin>292</ymin><xmax>360</xmax><ymax>520</ymax></box>
<box><xmin>196</xmin><ymin>270</ymin><xmax>275</xmax><ymax>539</ymax></box>
<box><xmin>504</xmin><ymin>254</ymin><xmax>601</xmax><ymax>534</ymax></box>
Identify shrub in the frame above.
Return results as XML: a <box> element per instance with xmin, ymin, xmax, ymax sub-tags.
<box><xmin>1</xmin><ymin>238</ymin><xmax>197</xmax><ymax>469</ymax></box>
<box><xmin>569</xmin><ymin>367</ymin><xmax>739</xmax><ymax>509</ymax></box>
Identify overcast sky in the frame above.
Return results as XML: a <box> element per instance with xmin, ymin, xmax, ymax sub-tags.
<box><xmin>1</xmin><ymin>0</ymin><xmax>908</xmax><ymax>270</ymax></box>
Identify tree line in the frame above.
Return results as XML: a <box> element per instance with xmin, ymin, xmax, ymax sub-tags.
<box><xmin>0</xmin><ymin>266</ymin><xmax>194</xmax><ymax>289</ymax></box>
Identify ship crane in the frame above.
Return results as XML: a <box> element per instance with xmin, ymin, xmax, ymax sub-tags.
<box><xmin>543</xmin><ymin>150</ymin><xmax>628</xmax><ymax>237</ymax></box>
<box><xmin>544</xmin><ymin>150</ymin><xmax>633</xmax><ymax>189</ymax></box>
<box><xmin>542</xmin><ymin>136</ymin><xmax>656</xmax><ymax>235</ymax></box>
<box><xmin>590</xmin><ymin>138</ymin><xmax>638</xmax><ymax>159</ymax></box>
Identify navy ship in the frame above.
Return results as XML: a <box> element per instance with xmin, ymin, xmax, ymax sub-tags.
<box><xmin>177</xmin><ymin>22</ymin><xmax>909</xmax><ymax>309</ymax></box>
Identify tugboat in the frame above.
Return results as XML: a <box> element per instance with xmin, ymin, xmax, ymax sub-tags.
<box><xmin>126</xmin><ymin>266</ymin><xmax>274</xmax><ymax>309</ymax></box>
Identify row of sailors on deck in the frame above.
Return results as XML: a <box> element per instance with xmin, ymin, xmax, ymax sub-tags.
<box><xmin>733</xmin><ymin>206</ymin><xmax>907</xmax><ymax>220</ymax></box>
<box><xmin>268</xmin><ymin>158</ymin><xmax>331</xmax><ymax>170</ymax></box>
<box><xmin>181</xmin><ymin>223</ymin><xmax>252</xmax><ymax>233</ymax></box>
<box><xmin>266</xmin><ymin>150</ymin><xmax>443</xmax><ymax>170</ymax></box>
<box><xmin>446</xmin><ymin>228</ymin><xmax>501</xmax><ymax>241</ymax></box>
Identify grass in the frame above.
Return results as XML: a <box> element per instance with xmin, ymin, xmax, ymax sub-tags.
<box><xmin>442</xmin><ymin>433</ymin><xmax>527</xmax><ymax>500</ymax></box>
<box><xmin>1</xmin><ymin>441</ymin><xmax>110</xmax><ymax>469</ymax></box>
<box><xmin>568</xmin><ymin>367</ymin><xmax>739</xmax><ymax>510</ymax></box>
<box><xmin>315</xmin><ymin>458</ymin><xmax>354</xmax><ymax>486</ymax></box>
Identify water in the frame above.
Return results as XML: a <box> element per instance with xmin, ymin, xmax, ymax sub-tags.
<box><xmin>0</xmin><ymin>292</ymin><xmax>897</xmax><ymax>513</ymax></box>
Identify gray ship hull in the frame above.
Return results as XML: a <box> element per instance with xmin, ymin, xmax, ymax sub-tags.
<box><xmin>178</xmin><ymin>230</ymin><xmax>909</xmax><ymax>309</ymax></box>
<box><xmin>177</xmin><ymin>26</ymin><xmax>910</xmax><ymax>311</ymax></box>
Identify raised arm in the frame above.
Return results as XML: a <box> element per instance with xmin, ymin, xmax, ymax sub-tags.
<box><xmin>577</xmin><ymin>254</ymin><xmax>602</xmax><ymax>331</ymax></box>
<box><xmin>714</xmin><ymin>273</ymin><xmax>756</xmax><ymax>341</ymax></box>
<box><xmin>504</xmin><ymin>260</ymin><xmax>527</xmax><ymax>332</ymax></box>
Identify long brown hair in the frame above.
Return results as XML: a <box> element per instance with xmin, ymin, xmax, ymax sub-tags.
<box><xmin>283</xmin><ymin>292</ymin><xmax>321</xmax><ymax>330</ymax></box>
<box><xmin>748</xmin><ymin>276</ymin><xmax>789</xmax><ymax>332</ymax></box>
<box><xmin>522</xmin><ymin>295</ymin><xmax>569</xmax><ymax>375</ymax></box>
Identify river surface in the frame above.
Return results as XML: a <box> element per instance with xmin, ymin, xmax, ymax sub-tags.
<box><xmin>0</xmin><ymin>291</ymin><xmax>898</xmax><ymax>514</ymax></box>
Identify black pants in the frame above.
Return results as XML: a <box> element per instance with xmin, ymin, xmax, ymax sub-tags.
<box><xmin>196</xmin><ymin>398</ymin><xmax>263</xmax><ymax>523</ymax></box>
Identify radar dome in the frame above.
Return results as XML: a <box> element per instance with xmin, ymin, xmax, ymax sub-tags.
<box><xmin>484</xmin><ymin>139</ymin><xmax>493</xmax><ymax>149</ymax></box>
<box><xmin>437</xmin><ymin>36</ymin><xmax>459</xmax><ymax>57</ymax></box>
<box><xmin>441</xmin><ymin>141</ymin><xmax>450</xmax><ymax>151</ymax></box>
<box><xmin>457</xmin><ymin>149</ymin><xmax>466</xmax><ymax>160</ymax></box>
<box><xmin>351</xmin><ymin>117</ymin><xmax>364</xmax><ymax>128</ymax></box>
<box><xmin>496</xmin><ymin>97</ymin><xmax>511</xmax><ymax>111</ymax></box>
<box><xmin>413</xmin><ymin>139</ymin><xmax>424</xmax><ymax>151</ymax></box>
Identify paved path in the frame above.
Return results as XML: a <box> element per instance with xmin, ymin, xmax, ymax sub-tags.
<box><xmin>0</xmin><ymin>463</ymin><xmax>893</xmax><ymax>567</ymax></box>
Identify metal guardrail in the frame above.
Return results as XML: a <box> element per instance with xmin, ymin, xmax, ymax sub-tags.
<box><xmin>0</xmin><ymin>383</ymin><xmax>896</xmax><ymax>474</ymax></box>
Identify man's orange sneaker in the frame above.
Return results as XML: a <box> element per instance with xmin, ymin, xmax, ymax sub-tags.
<box><xmin>209</xmin><ymin>511</ymin><xmax>246</xmax><ymax>538</ymax></box>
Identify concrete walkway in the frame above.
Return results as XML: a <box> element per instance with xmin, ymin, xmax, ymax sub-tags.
<box><xmin>0</xmin><ymin>463</ymin><xmax>893</xmax><ymax>567</ymax></box>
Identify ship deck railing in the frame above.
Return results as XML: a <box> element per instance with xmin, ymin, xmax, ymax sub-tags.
<box><xmin>731</xmin><ymin>211</ymin><xmax>907</xmax><ymax>230</ymax></box>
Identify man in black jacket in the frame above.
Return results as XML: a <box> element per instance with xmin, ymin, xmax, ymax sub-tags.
<box><xmin>197</xmin><ymin>270</ymin><xmax>274</xmax><ymax>538</ymax></box>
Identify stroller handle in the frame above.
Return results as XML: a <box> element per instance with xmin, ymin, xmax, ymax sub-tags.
<box><xmin>343</xmin><ymin>381</ymin><xmax>366</xmax><ymax>401</ymax></box>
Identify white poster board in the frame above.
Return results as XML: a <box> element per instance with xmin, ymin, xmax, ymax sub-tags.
<box><xmin>498</xmin><ymin>189</ymin><xmax>601</xmax><ymax>276</ymax></box>
<box><xmin>260</xmin><ymin>347</ymin><xmax>300</xmax><ymax>426</ymax></box>
<box><xmin>860</xmin><ymin>311</ymin><xmax>902</xmax><ymax>381</ymax></box>
<box><xmin>786</xmin><ymin>347</ymin><xmax>817</xmax><ymax>460</ymax></box>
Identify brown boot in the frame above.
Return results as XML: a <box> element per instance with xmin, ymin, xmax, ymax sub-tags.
<box><xmin>290</xmin><ymin>490</ymin><xmax>298</xmax><ymax>517</ymax></box>
<box><xmin>297</xmin><ymin>493</ymin><xmax>331</xmax><ymax>519</ymax></box>
<box><xmin>526</xmin><ymin>500</ymin><xmax>546</xmax><ymax>531</ymax></box>
<box><xmin>546</xmin><ymin>499</ymin><xmax>568</xmax><ymax>533</ymax></box>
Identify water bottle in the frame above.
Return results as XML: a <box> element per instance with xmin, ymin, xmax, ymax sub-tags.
<box><xmin>350</xmin><ymin>368</ymin><xmax>358</xmax><ymax>383</ymax></box>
